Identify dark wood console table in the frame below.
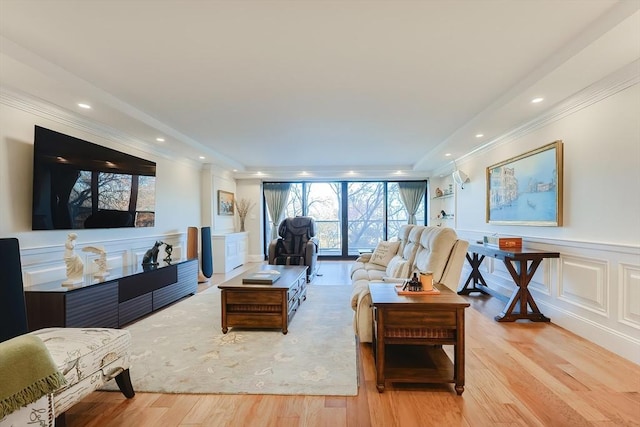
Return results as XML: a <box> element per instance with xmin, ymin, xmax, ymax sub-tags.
<box><xmin>458</xmin><ymin>243</ymin><xmax>559</xmax><ymax>322</ymax></box>
<box><xmin>25</xmin><ymin>258</ymin><xmax>198</xmax><ymax>330</ymax></box>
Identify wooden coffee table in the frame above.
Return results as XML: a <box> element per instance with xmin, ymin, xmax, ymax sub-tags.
<box><xmin>370</xmin><ymin>282</ymin><xmax>470</xmax><ymax>394</ymax></box>
<box><xmin>218</xmin><ymin>265</ymin><xmax>307</xmax><ymax>334</ymax></box>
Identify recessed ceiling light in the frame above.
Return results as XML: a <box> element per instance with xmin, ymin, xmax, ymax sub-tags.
<box><xmin>531</xmin><ymin>97</ymin><xmax>544</xmax><ymax>103</ymax></box>
<box><xmin>256</xmin><ymin>171</ymin><xmax>263</xmax><ymax>176</ymax></box>
<box><xmin>300</xmin><ymin>171</ymin><xmax>309</xmax><ymax>176</ymax></box>
<box><xmin>77</xmin><ymin>103</ymin><xmax>91</xmax><ymax>109</ymax></box>
<box><xmin>198</xmin><ymin>156</ymin><xmax>205</xmax><ymax>160</ymax></box>
<box><xmin>475</xmin><ymin>134</ymin><xmax>484</xmax><ymax>138</ymax></box>
<box><xmin>445</xmin><ymin>153</ymin><xmax>452</xmax><ymax>157</ymax></box>
<box><xmin>156</xmin><ymin>137</ymin><xmax>165</xmax><ymax>142</ymax></box>
<box><xmin>395</xmin><ymin>170</ymin><xmax>404</xmax><ymax>175</ymax></box>
<box><xmin>232</xmin><ymin>169</ymin><xmax>238</xmax><ymax>172</ymax></box>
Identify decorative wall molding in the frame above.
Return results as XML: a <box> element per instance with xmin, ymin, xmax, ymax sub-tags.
<box><xmin>20</xmin><ymin>233</ymin><xmax>187</xmax><ymax>288</ymax></box>
<box><xmin>458</xmin><ymin>231</ymin><xmax>640</xmax><ymax>364</ymax></box>
<box><xmin>0</xmin><ymin>87</ymin><xmax>198</xmax><ymax>166</ymax></box>
<box><xmin>559</xmin><ymin>255</ymin><xmax>609</xmax><ymax>317</ymax></box>
<box><xmin>619</xmin><ymin>263</ymin><xmax>640</xmax><ymax>329</ymax></box>
<box><xmin>452</xmin><ymin>60</ymin><xmax>640</xmax><ymax>169</ymax></box>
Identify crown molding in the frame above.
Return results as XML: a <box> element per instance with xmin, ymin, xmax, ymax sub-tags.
<box><xmin>451</xmin><ymin>60</ymin><xmax>640</xmax><ymax>169</ymax></box>
<box><xmin>0</xmin><ymin>87</ymin><xmax>201</xmax><ymax>167</ymax></box>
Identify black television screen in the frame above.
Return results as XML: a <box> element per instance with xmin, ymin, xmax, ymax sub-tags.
<box><xmin>32</xmin><ymin>126</ymin><xmax>156</xmax><ymax>230</ymax></box>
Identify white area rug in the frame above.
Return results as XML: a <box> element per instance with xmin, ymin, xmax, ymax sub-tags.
<box><xmin>104</xmin><ymin>285</ymin><xmax>358</xmax><ymax>396</ymax></box>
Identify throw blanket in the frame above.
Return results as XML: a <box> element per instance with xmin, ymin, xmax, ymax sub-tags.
<box><xmin>0</xmin><ymin>335</ymin><xmax>66</xmax><ymax>418</ymax></box>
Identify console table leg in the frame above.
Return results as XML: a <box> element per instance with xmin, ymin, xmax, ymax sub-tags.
<box><xmin>458</xmin><ymin>253</ymin><xmax>489</xmax><ymax>295</ymax></box>
<box><xmin>495</xmin><ymin>259</ymin><xmax>550</xmax><ymax>322</ymax></box>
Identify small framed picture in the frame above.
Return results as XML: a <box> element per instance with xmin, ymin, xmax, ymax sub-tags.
<box><xmin>218</xmin><ymin>190</ymin><xmax>235</xmax><ymax>216</ymax></box>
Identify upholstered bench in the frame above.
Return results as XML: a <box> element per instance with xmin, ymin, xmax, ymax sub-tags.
<box><xmin>0</xmin><ymin>237</ymin><xmax>135</xmax><ymax>426</ymax></box>
<box><xmin>35</xmin><ymin>328</ymin><xmax>133</xmax><ymax>414</ymax></box>
<box><xmin>0</xmin><ymin>328</ymin><xmax>134</xmax><ymax>426</ymax></box>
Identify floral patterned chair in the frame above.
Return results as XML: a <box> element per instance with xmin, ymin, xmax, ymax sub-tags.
<box><xmin>0</xmin><ymin>238</ymin><xmax>135</xmax><ymax>426</ymax></box>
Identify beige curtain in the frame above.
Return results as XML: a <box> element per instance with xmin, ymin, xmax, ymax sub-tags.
<box><xmin>263</xmin><ymin>183</ymin><xmax>291</xmax><ymax>240</ymax></box>
<box><xmin>398</xmin><ymin>181</ymin><xmax>426</xmax><ymax>224</ymax></box>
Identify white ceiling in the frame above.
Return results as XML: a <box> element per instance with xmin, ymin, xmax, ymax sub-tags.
<box><xmin>1</xmin><ymin>0</ymin><xmax>639</xmax><ymax>180</ymax></box>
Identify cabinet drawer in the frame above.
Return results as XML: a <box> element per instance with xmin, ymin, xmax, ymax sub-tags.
<box><xmin>287</xmin><ymin>286</ymin><xmax>299</xmax><ymax>303</ymax></box>
<box><xmin>225</xmin><ymin>290</ymin><xmax>284</xmax><ymax>305</ymax></box>
<box><xmin>66</xmin><ymin>282</ymin><xmax>119</xmax><ymax>328</ymax></box>
<box><xmin>384</xmin><ymin>309</ymin><xmax>456</xmax><ymax>327</ymax></box>
<box><xmin>119</xmin><ymin>293</ymin><xmax>152</xmax><ymax>326</ymax></box>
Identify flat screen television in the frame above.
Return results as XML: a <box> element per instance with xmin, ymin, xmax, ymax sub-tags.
<box><xmin>32</xmin><ymin>126</ymin><xmax>156</xmax><ymax>230</ymax></box>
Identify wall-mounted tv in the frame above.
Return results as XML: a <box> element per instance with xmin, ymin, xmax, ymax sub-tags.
<box><xmin>32</xmin><ymin>126</ymin><xmax>156</xmax><ymax>230</ymax></box>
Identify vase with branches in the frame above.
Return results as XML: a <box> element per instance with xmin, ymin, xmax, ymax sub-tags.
<box><xmin>234</xmin><ymin>198</ymin><xmax>255</xmax><ymax>232</ymax></box>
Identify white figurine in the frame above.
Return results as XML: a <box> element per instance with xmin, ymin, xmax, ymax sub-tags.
<box><xmin>83</xmin><ymin>245</ymin><xmax>109</xmax><ymax>278</ymax></box>
<box><xmin>62</xmin><ymin>233</ymin><xmax>84</xmax><ymax>285</ymax></box>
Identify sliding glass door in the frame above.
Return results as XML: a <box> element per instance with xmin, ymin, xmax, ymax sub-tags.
<box><xmin>307</xmin><ymin>183</ymin><xmax>342</xmax><ymax>256</ymax></box>
<box><xmin>347</xmin><ymin>182</ymin><xmax>385</xmax><ymax>255</ymax></box>
<box><xmin>266</xmin><ymin>180</ymin><xmax>426</xmax><ymax>258</ymax></box>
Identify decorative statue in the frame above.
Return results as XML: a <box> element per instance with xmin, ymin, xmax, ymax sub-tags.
<box><xmin>142</xmin><ymin>241</ymin><xmax>163</xmax><ymax>266</ymax></box>
<box><xmin>82</xmin><ymin>246</ymin><xmax>109</xmax><ymax>279</ymax></box>
<box><xmin>62</xmin><ymin>233</ymin><xmax>84</xmax><ymax>285</ymax></box>
<box><xmin>163</xmin><ymin>243</ymin><xmax>173</xmax><ymax>263</ymax></box>
<box><xmin>435</xmin><ymin>187</ymin><xmax>443</xmax><ymax>197</ymax></box>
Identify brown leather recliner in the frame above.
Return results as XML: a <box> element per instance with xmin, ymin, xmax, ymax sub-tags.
<box><xmin>268</xmin><ymin>216</ymin><xmax>319</xmax><ymax>282</ymax></box>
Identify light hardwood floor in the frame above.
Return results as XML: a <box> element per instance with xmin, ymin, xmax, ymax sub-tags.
<box><xmin>66</xmin><ymin>261</ymin><xmax>640</xmax><ymax>426</ymax></box>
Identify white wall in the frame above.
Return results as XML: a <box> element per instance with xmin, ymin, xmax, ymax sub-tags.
<box><xmin>452</xmin><ymin>82</ymin><xmax>640</xmax><ymax>364</ymax></box>
<box><xmin>0</xmin><ymin>101</ymin><xmax>203</xmax><ymax>282</ymax></box>
<box><xmin>235</xmin><ymin>179</ymin><xmax>264</xmax><ymax>262</ymax></box>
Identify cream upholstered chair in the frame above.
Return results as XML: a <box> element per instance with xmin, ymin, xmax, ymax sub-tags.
<box><xmin>0</xmin><ymin>238</ymin><xmax>135</xmax><ymax>426</ymax></box>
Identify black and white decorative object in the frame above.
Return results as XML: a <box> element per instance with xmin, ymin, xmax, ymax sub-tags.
<box><xmin>142</xmin><ymin>241</ymin><xmax>163</xmax><ymax>266</ymax></box>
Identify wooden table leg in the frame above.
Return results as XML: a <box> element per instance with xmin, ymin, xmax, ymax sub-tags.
<box><xmin>454</xmin><ymin>307</ymin><xmax>465</xmax><ymax>395</ymax></box>
<box><xmin>221</xmin><ymin>291</ymin><xmax>228</xmax><ymax>333</ymax></box>
<box><xmin>375</xmin><ymin>309</ymin><xmax>386</xmax><ymax>393</ymax></box>
<box><xmin>495</xmin><ymin>258</ymin><xmax>551</xmax><ymax>322</ymax></box>
<box><xmin>458</xmin><ymin>252</ymin><xmax>489</xmax><ymax>295</ymax></box>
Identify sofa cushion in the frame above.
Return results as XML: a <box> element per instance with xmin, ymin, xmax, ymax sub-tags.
<box><xmin>385</xmin><ymin>255</ymin><xmax>410</xmax><ymax>278</ymax></box>
<box><xmin>413</xmin><ymin>227</ymin><xmax>458</xmax><ymax>283</ymax></box>
<box><xmin>369</xmin><ymin>241</ymin><xmax>400</xmax><ymax>267</ymax></box>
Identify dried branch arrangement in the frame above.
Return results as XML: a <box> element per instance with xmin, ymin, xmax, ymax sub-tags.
<box><xmin>235</xmin><ymin>198</ymin><xmax>255</xmax><ymax>219</ymax></box>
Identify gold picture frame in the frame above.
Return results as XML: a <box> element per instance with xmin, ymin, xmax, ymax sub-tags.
<box><xmin>218</xmin><ymin>190</ymin><xmax>235</xmax><ymax>216</ymax></box>
<box><xmin>486</xmin><ymin>141</ymin><xmax>563</xmax><ymax>226</ymax></box>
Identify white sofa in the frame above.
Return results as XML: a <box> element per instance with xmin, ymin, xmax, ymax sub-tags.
<box><xmin>350</xmin><ymin>225</ymin><xmax>469</xmax><ymax>343</ymax></box>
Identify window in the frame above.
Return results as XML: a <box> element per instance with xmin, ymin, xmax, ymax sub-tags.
<box><xmin>269</xmin><ymin>180</ymin><xmax>427</xmax><ymax>258</ymax></box>
<box><xmin>347</xmin><ymin>182</ymin><xmax>384</xmax><ymax>255</ymax></box>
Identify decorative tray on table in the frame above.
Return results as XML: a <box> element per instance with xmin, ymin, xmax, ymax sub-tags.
<box><xmin>394</xmin><ymin>284</ymin><xmax>441</xmax><ymax>295</ymax></box>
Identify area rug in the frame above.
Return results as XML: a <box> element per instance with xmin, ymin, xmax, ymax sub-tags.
<box><xmin>103</xmin><ymin>285</ymin><xmax>357</xmax><ymax>396</ymax></box>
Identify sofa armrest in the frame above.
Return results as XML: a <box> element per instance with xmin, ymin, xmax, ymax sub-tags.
<box><xmin>355</xmin><ymin>253</ymin><xmax>372</xmax><ymax>263</ymax></box>
<box><xmin>267</xmin><ymin>239</ymin><xmax>280</xmax><ymax>264</ymax></box>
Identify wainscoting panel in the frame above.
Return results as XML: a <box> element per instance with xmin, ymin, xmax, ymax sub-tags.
<box><xmin>559</xmin><ymin>255</ymin><xmax>609</xmax><ymax>316</ymax></box>
<box><xmin>619</xmin><ymin>263</ymin><xmax>640</xmax><ymax>329</ymax></box>
<box><xmin>19</xmin><ymin>233</ymin><xmax>187</xmax><ymax>289</ymax></box>
<box><xmin>23</xmin><ymin>262</ymin><xmax>67</xmax><ymax>287</ymax></box>
<box><xmin>457</xmin><ymin>231</ymin><xmax>640</xmax><ymax>364</ymax></box>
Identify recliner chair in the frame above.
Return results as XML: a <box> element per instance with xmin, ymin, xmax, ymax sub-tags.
<box><xmin>268</xmin><ymin>216</ymin><xmax>319</xmax><ymax>282</ymax></box>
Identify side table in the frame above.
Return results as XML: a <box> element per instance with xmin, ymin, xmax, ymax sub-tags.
<box><xmin>370</xmin><ymin>282</ymin><xmax>470</xmax><ymax>394</ymax></box>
